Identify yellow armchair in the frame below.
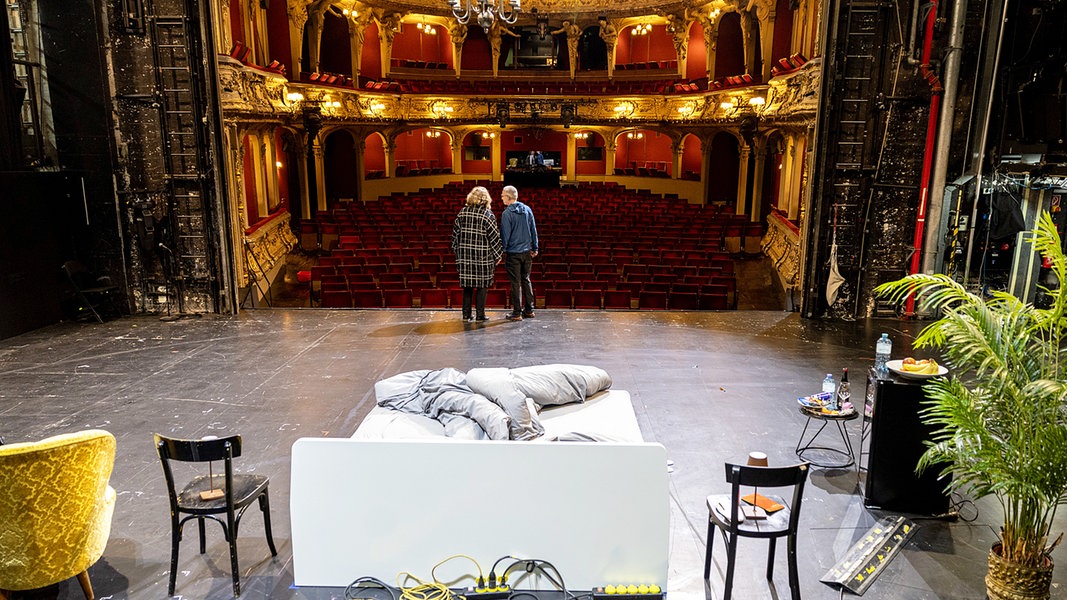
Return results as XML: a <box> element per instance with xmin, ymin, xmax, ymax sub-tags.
<box><xmin>0</xmin><ymin>430</ymin><xmax>117</xmax><ymax>600</ymax></box>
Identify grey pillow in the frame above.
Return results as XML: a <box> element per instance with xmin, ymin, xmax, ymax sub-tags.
<box><xmin>508</xmin><ymin>364</ymin><xmax>613</xmax><ymax>407</ymax></box>
<box><xmin>466</xmin><ymin>368</ymin><xmax>545</xmax><ymax>440</ymax></box>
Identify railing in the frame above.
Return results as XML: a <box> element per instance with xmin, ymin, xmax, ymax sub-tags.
<box><xmin>762</xmin><ymin>209</ymin><xmax>801</xmax><ymax>305</ymax></box>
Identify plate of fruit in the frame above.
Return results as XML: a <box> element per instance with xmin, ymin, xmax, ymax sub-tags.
<box><xmin>887</xmin><ymin>358</ymin><xmax>948</xmax><ymax>379</ymax></box>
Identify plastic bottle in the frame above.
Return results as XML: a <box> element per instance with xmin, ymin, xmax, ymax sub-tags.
<box><xmin>875</xmin><ymin>333</ymin><xmax>892</xmax><ymax>374</ymax></box>
<box><xmin>833</xmin><ymin>368</ymin><xmax>851</xmax><ymax>412</ymax></box>
<box><xmin>822</xmin><ymin>373</ymin><xmax>836</xmax><ymax>394</ymax></box>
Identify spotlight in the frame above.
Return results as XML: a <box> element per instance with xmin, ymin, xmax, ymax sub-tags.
<box><xmin>560</xmin><ymin>104</ymin><xmax>575</xmax><ymax>128</ymax></box>
<box><xmin>496</xmin><ymin>102</ymin><xmax>510</xmax><ymax>128</ymax></box>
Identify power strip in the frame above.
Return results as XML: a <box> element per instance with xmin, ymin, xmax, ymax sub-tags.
<box><xmin>591</xmin><ymin>585</ymin><xmax>664</xmax><ymax>600</ymax></box>
<box><xmin>461</xmin><ymin>585</ymin><xmax>511</xmax><ymax>600</ymax></box>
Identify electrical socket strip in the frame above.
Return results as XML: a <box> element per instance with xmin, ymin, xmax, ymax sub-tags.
<box><xmin>591</xmin><ymin>585</ymin><xmax>664</xmax><ymax>600</ymax></box>
<box><xmin>461</xmin><ymin>585</ymin><xmax>511</xmax><ymax>600</ymax></box>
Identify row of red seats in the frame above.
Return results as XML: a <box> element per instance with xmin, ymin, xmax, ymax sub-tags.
<box><xmin>318</xmin><ymin>287</ymin><xmax>733</xmax><ymax>311</ymax></box>
<box><xmin>310</xmin><ymin>265</ymin><xmax>737</xmax><ymax>306</ymax></box>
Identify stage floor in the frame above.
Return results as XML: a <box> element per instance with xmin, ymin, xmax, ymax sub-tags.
<box><xmin>0</xmin><ymin>309</ymin><xmax>1047</xmax><ymax>600</ymax></box>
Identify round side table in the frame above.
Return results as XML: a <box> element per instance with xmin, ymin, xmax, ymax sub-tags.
<box><xmin>795</xmin><ymin>406</ymin><xmax>859</xmax><ymax>468</ymax></box>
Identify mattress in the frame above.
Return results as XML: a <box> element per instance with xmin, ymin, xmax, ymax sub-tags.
<box><xmin>352</xmin><ymin>388</ymin><xmax>644</xmax><ymax>443</ymax></box>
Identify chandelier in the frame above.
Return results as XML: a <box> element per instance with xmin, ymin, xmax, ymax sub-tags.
<box><xmin>448</xmin><ymin>0</ymin><xmax>520</xmax><ymax>33</ymax></box>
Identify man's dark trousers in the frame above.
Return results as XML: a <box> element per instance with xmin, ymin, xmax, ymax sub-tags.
<box><xmin>506</xmin><ymin>251</ymin><xmax>534</xmax><ymax>315</ymax></box>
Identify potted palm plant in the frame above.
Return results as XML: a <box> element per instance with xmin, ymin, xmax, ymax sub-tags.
<box><xmin>875</xmin><ymin>211</ymin><xmax>1067</xmax><ymax>600</ymax></box>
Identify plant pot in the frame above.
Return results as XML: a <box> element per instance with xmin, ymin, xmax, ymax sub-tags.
<box><xmin>986</xmin><ymin>542</ymin><xmax>1054</xmax><ymax>600</ymax></box>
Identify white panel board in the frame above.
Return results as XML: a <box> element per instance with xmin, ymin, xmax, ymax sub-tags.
<box><xmin>290</xmin><ymin>438</ymin><xmax>669</xmax><ymax>589</ymax></box>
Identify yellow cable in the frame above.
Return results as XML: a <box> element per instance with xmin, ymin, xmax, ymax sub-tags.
<box><xmin>397</xmin><ymin>572</ymin><xmax>454</xmax><ymax>600</ymax></box>
<box><xmin>430</xmin><ymin>554</ymin><xmax>484</xmax><ymax>585</ymax></box>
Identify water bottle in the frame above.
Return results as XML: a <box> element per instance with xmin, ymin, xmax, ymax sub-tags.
<box><xmin>875</xmin><ymin>333</ymin><xmax>892</xmax><ymax>374</ymax></box>
<box><xmin>822</xmin><ymin>373</ymin><xmax>836</xmax><ymax>394</ymax></box>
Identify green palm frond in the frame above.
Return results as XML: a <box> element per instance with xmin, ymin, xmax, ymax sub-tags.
<box><xmin>877</xmin><ymin>211</ymin><xmax>1067</xmax><ymax>568</ymax></box>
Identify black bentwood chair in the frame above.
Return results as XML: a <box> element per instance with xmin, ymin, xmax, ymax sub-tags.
<box><xmin>154</xmin><ymin>433</ymin><xmax>278</xmax><ymax>597</ymax></box>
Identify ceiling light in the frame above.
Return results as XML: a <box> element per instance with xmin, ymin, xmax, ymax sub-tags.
<box><xmin>449</xmin><ymin>0</ymin><xmax>520</xmax><ymax>33</ymax></box>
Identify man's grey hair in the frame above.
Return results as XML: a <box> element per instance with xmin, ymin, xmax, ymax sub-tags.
<box><xmin>502</xmin><ymin>185</ymin><xmax>519</xmax><ymax>201</ymax></box>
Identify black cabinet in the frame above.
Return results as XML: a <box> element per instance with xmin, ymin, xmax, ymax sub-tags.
<box><xmin>863</xmin><ymin>368</ymin><xmax>951</xmax><ymax>515</ymax></box>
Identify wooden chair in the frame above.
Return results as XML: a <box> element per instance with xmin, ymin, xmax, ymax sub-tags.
<box><xmin>704</xmin><ymin>462</ymin><xmax>809</xmax><ymax>600</ymax></box>
<box><xmin>154</xmin><ymin>434</ymin><xmax>277</xmax><ymax>598</ymax></box>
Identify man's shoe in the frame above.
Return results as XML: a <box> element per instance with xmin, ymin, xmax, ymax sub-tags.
<box><xmin>507</xmin><ymin>314</ymin><xmax>523</xmax><ymax>322</ymax></box>
<box><xmin>522</xmin><ymin>311</ymin><xmax>535</xmax><ymax>319</ymax></box>
<box><xmin>475</xmin><ymin>315</ymin><xmax>490</xmax><ymax>322</ymax></box>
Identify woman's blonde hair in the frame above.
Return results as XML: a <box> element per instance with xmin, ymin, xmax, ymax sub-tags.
<box><xmin>466</xmin><ymin>186</ymin><xmax>491</xmax><ymax>207</ymax></box>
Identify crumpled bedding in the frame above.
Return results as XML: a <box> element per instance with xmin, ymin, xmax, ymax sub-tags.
<box><xmin>374</xmin><ymin>364</ymin><xmax>612</xmax><ymax>440</ymax></box>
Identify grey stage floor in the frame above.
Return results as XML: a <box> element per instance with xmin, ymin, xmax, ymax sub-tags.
<box><xmin>1</xmin><ymin>309</ymin><xmax>1060</xmax><ymax>600</ymax></box>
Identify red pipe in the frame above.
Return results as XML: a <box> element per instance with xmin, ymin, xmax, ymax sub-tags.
<box><xmin>906</xmin><ymin>0</ymin><xmax>944</xmax><ymax>315</ymax></box>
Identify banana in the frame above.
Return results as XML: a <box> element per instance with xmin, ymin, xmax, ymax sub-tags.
<box><xmin>901</xmin><ymin>358</ymin><xmax>939</xmax><ymax>373</ymax></box>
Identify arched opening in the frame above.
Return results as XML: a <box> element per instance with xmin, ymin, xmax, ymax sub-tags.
<box><xmin>359</xmin><ymin>22</ymin><xmax>383</xmax><ymax>80</ymax></box>
<box><xmin>574</xmin><ymin>131</ymin><xmax>605</xmax><ymax>175</ymax></box>
<box><xmin>708</xmin><ymin>132</ymin><xmax>740</xmax><ymax>204</ymax></box>
<box><xmin>771</xmin><ymin>0</ymin><xmax>796</xmax><ymax>72</ymax></box>
<box><xmin>681</xmin><ymin>133</ymin><xmax>702</xmax><ymax>181</ymax></box>
<box><xmin>395</xmin><ymin>128</ymin><xmax>453</xmax><ymax>176</ymax></box>
<box><xmin>614</xmin><ymin>129</ymin><xmax>672</xmax><ymax>177</ymax></box>
<box><xmin>319</xmin><ymin>11</ymin><xmax>351</xmax><ymax>76</ymax></box>
<box><xmin>392</xmin><ymin>22</ymin><xmax>448</xmax><ymax>68</ymax></box>
<box><xmin>461</xmin><ymin>26</ymin><xmax>491</xmax><ymax>71</ymax></box>
<box><xmin>580</xmin><ymin>26</ymin><xmax>607</xmax><ymax>71</ymax></box>
<box><xmin>715</xmin><ymin>13</ymin><xmax>745</xmax><ymax>79</ymax></box>
<box><xmin>363</xmin><ymin>132</ymin><xmax>386</xmax><ymax>179</ymax></box>
<box><xmin>324</xmin><ymin>129</ymin><xmax>358</xmax><ymax>208</ymax></box>
<box><xmin>462</xmin><ymin>131</ymin><xmax>494</xmax><ymax>175</ymax></box>
<box><xmin>686</xmin><ymin>22</ymin><xmax>707</xmax><ymax>81</ymax></box>
<box><xmin>501</xmin><ymin>128</ymin><xmax>568</xmax><ymax>183</ymax></box>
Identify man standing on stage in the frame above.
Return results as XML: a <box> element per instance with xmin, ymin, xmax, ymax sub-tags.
<box><xmin>500</xmin><ymin>185</ymin><xmax>539</xmax><ymax>321</ymax></box>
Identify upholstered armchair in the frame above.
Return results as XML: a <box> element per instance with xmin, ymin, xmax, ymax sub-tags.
<box><xmin>0</xmin><ymin>430</ymin><xmax>117</xmax><ymax>600</ymax></box>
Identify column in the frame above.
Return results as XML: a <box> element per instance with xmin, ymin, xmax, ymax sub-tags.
<box><xmin>491</xmin><ymin>135</ymin><xmax>502</xmax><ymax>181</ymax></box>
<box><xmin>251</xmin><ymin>135</ymin><xmax>268</xmax><ymax>218</ymax></box>
<box><xmin>216</xmin><ymin>0</ymin><xmax>233</xmax><ymax>54</ymax></box>
<box><xmin>383</xmin><ymin>141</ymin><xmax>395</xmax><ymax>179</ymax></box>
<box><xmin>348</xmin><ymin>15</ymin><xmax>367</xmax><ymax>81</ymax></box>
<box><xmin>287</xmin><ymin>0</ymin><xmax>308</xmax><ymax>76</ymax></box>
<box><xmin>739</xmin><ymin>11</ymin><xmax>756</xmax><ymax>76</ymax></box>
<box><xmin>605</xmin><ymin>138</ymin><xmax>617</xmax><ymax>176</ymax></box>
<box><xmin>303</xmin><ymin>108</ymin><xmax>323</xmax><ymax>215</ymax></box>
<box><xmin>671</xmin><ymin>143</ymin><xmax>683</xmax><ymax>180</ymax></box>
<box><xmin>759</xmin><ymin>10</ymin><xmax>776</xmax><ymax>83</ymax></box>
<box><xmin>736</xmin><ymin>144</ymin><xmax>751</xmax><ymax>215</ymax></box>
<box><xmin>749</xmin><ymin>138</ymin><xmax>766</xmax><ymax>222</ymax></box>
<box><xmin>700</xmin><ymin>134</ymin><xmax>712</xmax><ymax>205</ymax></box>
<box><xmin>307</xmin><ymin>0</ymin><xmax>330</xmax><ymax>73</ymax></box>
<box><xmin>313</xmin><ymin>144</ymin><xmax>327</xmax><ymax>213</ymax></box>
<box><xmin>229</xmin><ymin>125</ymin><xmax>249</xmax><ymax>229</ymax></box>
<box><xmin>703</xmin><ymin>21</ymin><xmax>719</xmax><ymax>81</ymax></box>
<box><xmin>777</xmin><ymin>137</ymin><xmax>796</xmax><ymax>217</ymax></box>
<box><xmin>566</xmin><ymin>134</ymin><xmax>577</xmax><ymax>181</ymax></box>
<box><xmin>379</xmin><ymin>13</ymin><xmax>402</xmax><ymax>77</ymax></box>
<box><xmin>451</xmin><ymin>136</ymin><xmax>464</xmax><ymax>176</ymax></box>
<box><xmin>264</xmin><ymin>133</ymin><xmax>280</xmax><ymax>210</ymax></box>
<box><xmin>355</xmin><ymin>138</ymin><xmax>366</xmax><ymax>202</ymax></box>
<box><xmin>294</xmin><ymin>138</ymin><xmax>311</xmax><ymax>220</ymax></box>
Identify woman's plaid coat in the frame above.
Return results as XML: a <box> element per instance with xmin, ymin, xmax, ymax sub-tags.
<box><xmin>452</xmin><ymin>205</ymin><xmax>503</xmax><ymax>287</ymax></box>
